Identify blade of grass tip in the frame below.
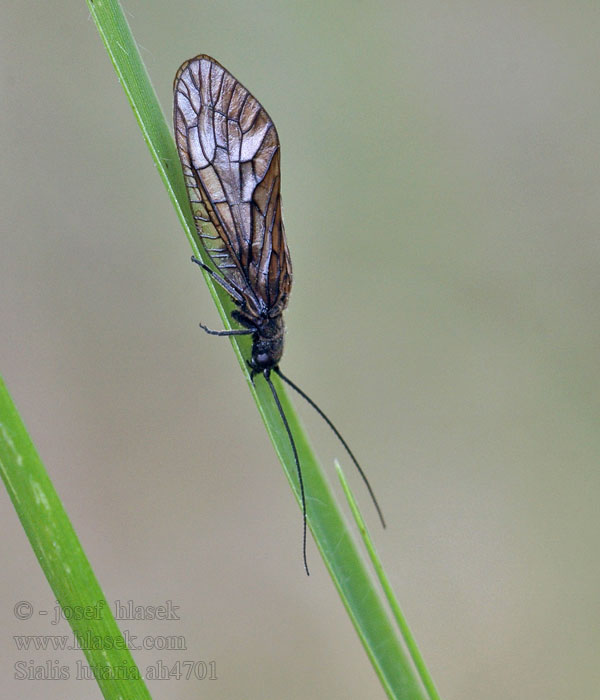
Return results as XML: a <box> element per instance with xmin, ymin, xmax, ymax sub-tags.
<box><xmin>0</xmin><ymin>376</ymin><xmax>152</xmax><ymax>700</ymax></box>
<box><xmin>335</xmin><ymin>460</ymin><xmax>442</xmax><ymax>700</ymax></box>
<box><xmin>87</xmin><ymin>2</ymin><xmax>430</xmax><ymax>698</ymax></box>
<box><xmin>86</xmin><ymin>0</ymin><xmax>235</xmax><ymax>332</ymax></box>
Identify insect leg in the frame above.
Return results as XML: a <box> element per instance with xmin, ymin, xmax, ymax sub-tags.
<box><xmin>191</xmin><ymin>256</ymin><xmax>245</xmax><ymax>305</ymax></box>
<box><xmin>191</xmin><ymin>257</ymin><xmax>254</xmax><ymax>336</ymax></box>
<box><xmin>199</xmin><ymin>323</ymin><xmax>252</xmax><ymax>337</ymax></box>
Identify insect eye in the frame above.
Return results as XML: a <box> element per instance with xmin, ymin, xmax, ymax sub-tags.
<box><xmin>256</xmin><ymin>352</ymin><xmax>270</xmax><ymax>366</ymax></box>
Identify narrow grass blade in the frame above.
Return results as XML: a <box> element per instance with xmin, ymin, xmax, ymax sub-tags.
<box><xmin>0</xmin><ymin>375</ymin><xmax>151</xmax><ymax>700</ymax></box>
<box><xmin>86</xmin><ymin>1</ymin><xmax>430</xmax><ymax>697</ymax></box>
<box><xmin>336</xmin><ymin>460</ymin><xmax>442</xmax><ymax>700</ymax></box>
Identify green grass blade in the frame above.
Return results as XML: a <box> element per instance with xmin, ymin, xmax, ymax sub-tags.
<box><xmin>87</xmin><ymin>1</ymin><xmax>429</xmax><ymax>696</ymax></box>
<box><xmin>0</xmin><ymin>375</ymin><xmax>152</xmax><ymax>700</ymax></box>
<box><xmin>336</xmin><ymin>460</ymin><xmax>442</xmax><ymax>700</ymax></box>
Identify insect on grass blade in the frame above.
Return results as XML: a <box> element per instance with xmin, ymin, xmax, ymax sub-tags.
<box><xmin>173</xmin><ymin>54</ymin><xmax>385</xmax><ymax>574</ymax></box>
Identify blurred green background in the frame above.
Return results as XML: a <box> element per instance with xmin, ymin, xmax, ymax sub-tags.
<box><xmin>2</xmin><ymin>2</ymin><xmax>599</xmax><ymax>698</ymax></box>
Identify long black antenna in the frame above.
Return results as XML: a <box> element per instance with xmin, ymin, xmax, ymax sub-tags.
<box><xmin>274</xmin><ymin>367</ymin><xmax>386</xmax><ymax>529</ymax></box>
<box><xmin>264</xmin><ymin>369</ymin><xmax>310</xmax><ymax>576</ymax></box>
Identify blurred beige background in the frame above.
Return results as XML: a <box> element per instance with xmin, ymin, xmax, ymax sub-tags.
<box><xmin>2</xmin><ymin>1</ymin><xmax>599</xmax><ymax>698</ymax></box>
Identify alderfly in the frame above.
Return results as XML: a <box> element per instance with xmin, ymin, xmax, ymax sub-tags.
<box><xmin>173</xmin><ymin>55</ymin><xmax>385</xmax><ymax>574</ymax></box>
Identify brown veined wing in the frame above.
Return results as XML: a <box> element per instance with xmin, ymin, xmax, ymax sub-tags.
<box><xmin>174</xmin><ymin>55</ymin><xmax>292</xmax><ymax>320</ymax></box>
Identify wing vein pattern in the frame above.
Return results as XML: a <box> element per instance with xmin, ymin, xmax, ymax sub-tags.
<box><xmin>174</xmin><ymin>55</ymin><xmax>292</xmax><ymax>318</ymax></box>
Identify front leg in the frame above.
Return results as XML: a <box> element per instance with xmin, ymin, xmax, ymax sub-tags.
<box><xmin>198</xmin><ymin>309</ymin><xmax>258</xmax><ymax>337</ymax></box>
<box><xmin>199</xmin><ymin>323</ymin><xmax>253</xmax><ymax>337</ymax></box>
